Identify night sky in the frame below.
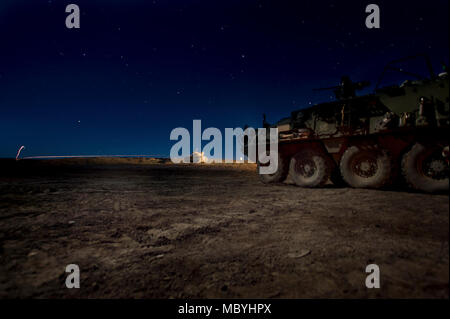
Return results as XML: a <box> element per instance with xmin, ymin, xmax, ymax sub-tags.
<box><xmin>0</xmin><ymin>0</ymin><xmax>448</xmax><ymax>158</ymax></box>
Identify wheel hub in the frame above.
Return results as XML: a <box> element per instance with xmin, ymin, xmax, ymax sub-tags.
<box><xmin>295</xmin><ymin>159</ymin><xmax>316</xmax><ymax>178</ymax></box>
<box><xmin>353</xmin><ymin>157</ymin><xmax>377</xmax><ymax>178</ymax></box>
<box><xmin>423</xmin><ymin>156</ymin><xmax>448</xmax><ymax>180</ymax></box>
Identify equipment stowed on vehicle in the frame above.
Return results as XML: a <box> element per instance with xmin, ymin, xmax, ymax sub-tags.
<box><xmin>244</xmin><ymin>54</ymin><xmax>449</xmax><ymax>192</ymax></box>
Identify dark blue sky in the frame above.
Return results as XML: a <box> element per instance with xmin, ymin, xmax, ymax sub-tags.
<box><xmin>0</xmin><ymin>0</ymin><xmax>448</xmax><ymax>158</ymax></box>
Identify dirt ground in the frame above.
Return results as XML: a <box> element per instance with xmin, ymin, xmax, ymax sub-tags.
<box><xmin>0</xmin><ymin>158</ymin><xmax>448</xmax><ymax>299</ymax></box>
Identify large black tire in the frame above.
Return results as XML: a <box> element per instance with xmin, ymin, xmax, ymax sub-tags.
<box><xmin>258</xmin><ymin>153</ymin><xmax>289</xmax><ymax>184</ymax></box>
<box><xmin>289</xmin><ymin>149</ymin><xmax>332</xmax><ymax>188</ymax></box>
<box><xmin>340</xmin><ymin>145</ymin><xmax>392</xmax><ymax>189</ymax></box>
<box><xmin>401</xmin><ymin>143</ymin><xmax>449</xmax><ymax>193</ymax></box>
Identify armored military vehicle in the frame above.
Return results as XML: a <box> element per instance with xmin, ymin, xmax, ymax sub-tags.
<box><xmin>252</xmin><ymin>55</ymin><xmax>449</xmax><ymax>192</ymax></box>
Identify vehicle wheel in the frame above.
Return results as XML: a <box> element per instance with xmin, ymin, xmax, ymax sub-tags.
<box><xmin>340</xmin><ymin>145</ymin><xmax>392</xmax><ymax>189</ymax></box>
<box><xmin>258</xmin><ymin>153</ymin><xmax>289</xmax><ymax>183</ymax></box>
<box><xmin>330</xmin><ymin>168</ymin><xmax>347</xmax><ymax>187</ymax></box>
<box><xmin>401</xmin><ymin>143</ymin><xmax>449</xmax><ymax>193</ymax></box>
<box><xmin>289</xmin><ymin>149</ymin><xmax>332</xmax><ymax>188</ymax></box>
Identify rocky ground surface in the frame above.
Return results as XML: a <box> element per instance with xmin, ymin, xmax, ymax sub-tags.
<box><xmin>0</xmin><ymin>158</ymin><xmax>448</xmax><ymax>298</ymax></box>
